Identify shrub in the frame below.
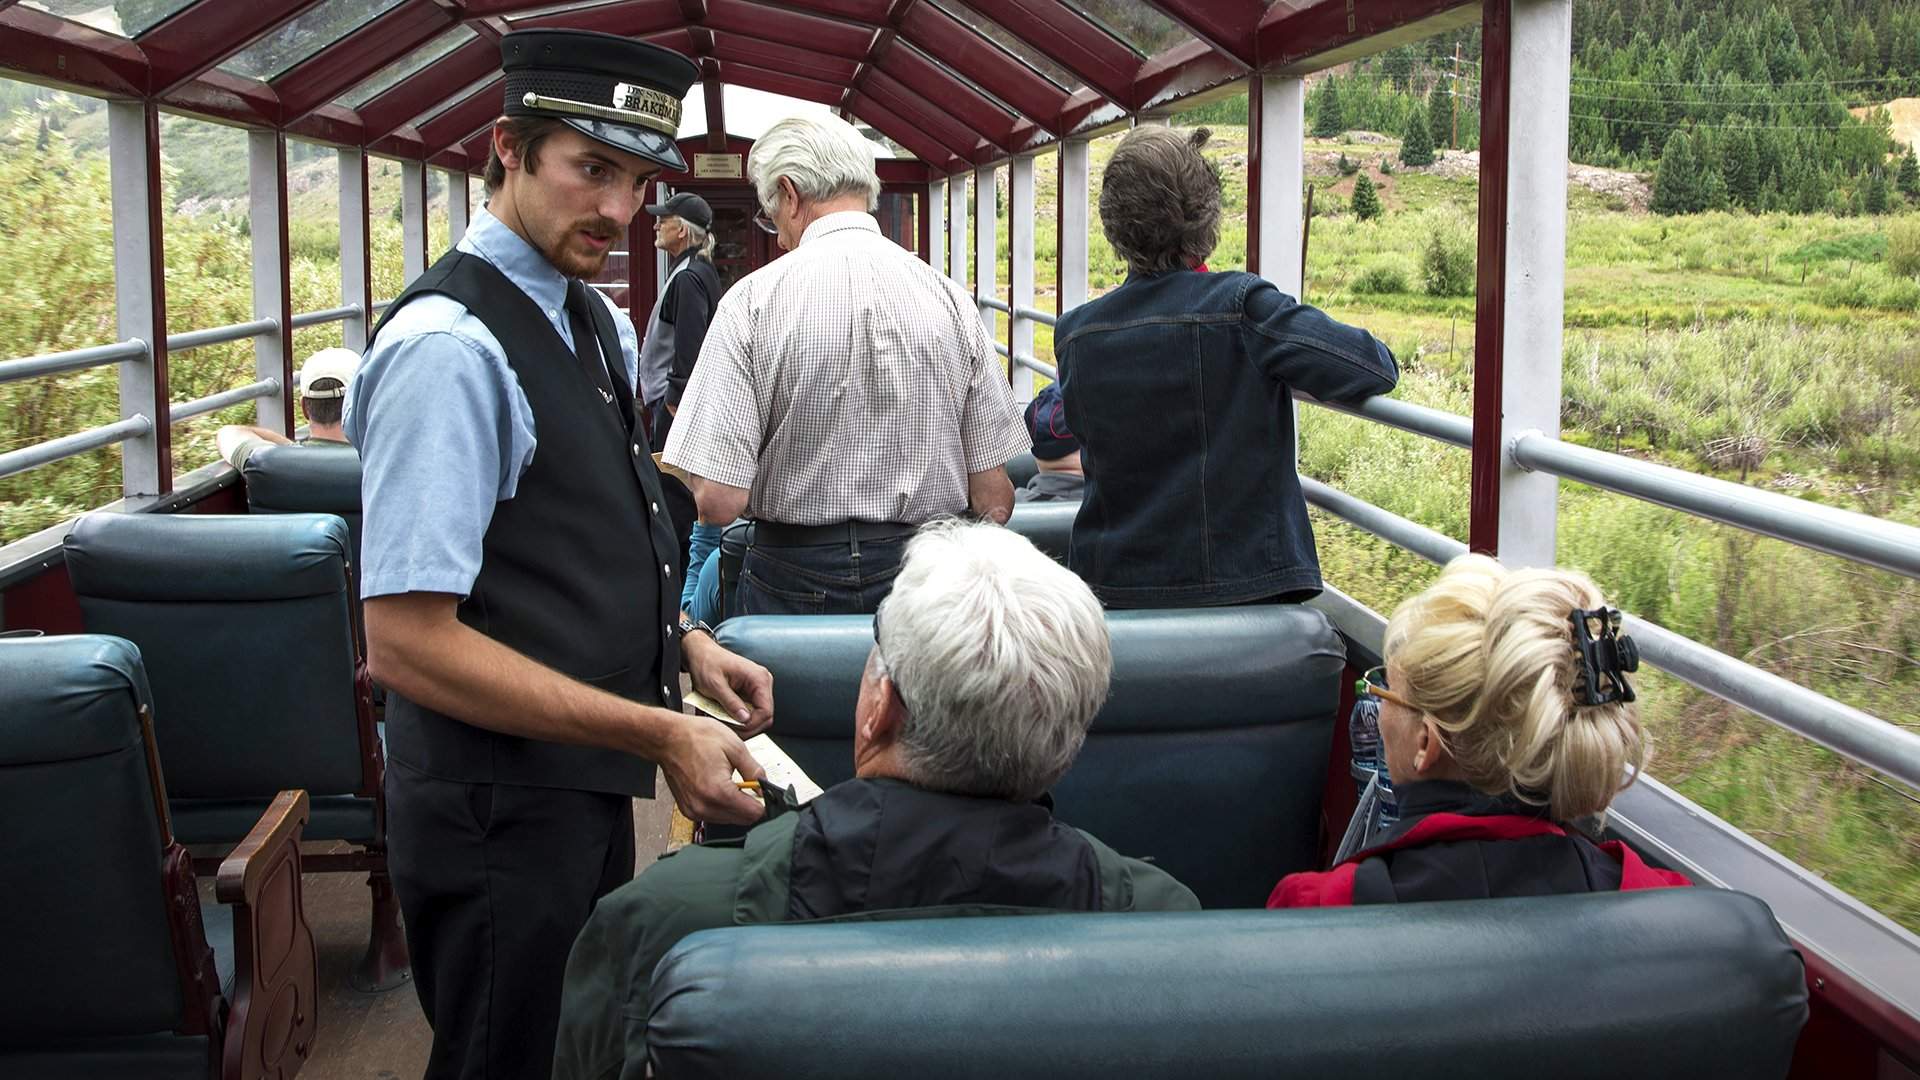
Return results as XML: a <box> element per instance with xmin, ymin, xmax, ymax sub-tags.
<box><xmin>1888</xmin><ymin>218</ymin><xmax>1920</xmax><ymax>278</ymax></box>
<box><xmin>1337</xmin><ymin>152</ymin><xmax>1357</xmax><ymax>176</ymax></box>
<box><xmin>1422</xmin><ymin>229</ymin><xmax>1475</xmax><ymax>296</ymax></box>
<box><xmin>1352</xmin><ymin>255</ymin><xmax>1413</xmax><ymax>294</ymax></box>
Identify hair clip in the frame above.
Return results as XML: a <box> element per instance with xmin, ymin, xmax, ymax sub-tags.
<box><xmin>1569</xmin><ymin>606</ymin><xmax>1639</xmax><ymax>706</ymax></box>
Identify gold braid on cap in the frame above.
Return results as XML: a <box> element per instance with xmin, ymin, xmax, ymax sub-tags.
<box><xmin>521</xmin><ymin>82</ymin><xmax>680</xmax><ymax>137</ymax></box>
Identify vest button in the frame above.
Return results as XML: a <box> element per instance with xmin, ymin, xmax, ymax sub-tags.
<box><xmin>662</xmin><ymin>684</ymin><xmax>672</xmax><ymax>699</ymax></box>
<box><xmin>632</xmin><ymin>443</ymin><xmax>640</xmax><ymax>456</ymax></box>
<box><xmin>651</xmin><ymin>501</ymin><xmax>658</xmax><ymax>513</ymax></box>
<box><xmin>663</xmin><ymin>562</ymin><xmax>671</xmax><ymax>577</ymax></box>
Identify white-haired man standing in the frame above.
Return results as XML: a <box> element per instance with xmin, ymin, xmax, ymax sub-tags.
<box><xmin>662</xmin><ymin>114</ymin><xmax>1029</xmax><ymax>615</ymax></box>
<box><xmin>552</xmin><ymin>521</ymin><xmax>1199</xmax><ymax>1079</ymax></box>
<box><xmin>638</xmin><ymin>191</ymin><xmax>720</xmax><ymax>452</ymax></box>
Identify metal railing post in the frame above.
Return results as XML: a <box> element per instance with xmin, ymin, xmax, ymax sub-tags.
<box><xmin>1009</xmin><ymin>154</ymin><xmax>1036</xmax><ymax>399</ymax></box>
<box><xmin>928</xmin><ymin>177</ymin><xmax>947</xmax><ymax>275</ymax></box>
<box><xmin>401</xmin><ymin>159</ymin><xmax>429</xmax><ymax>286</ymax></box>
<box><xmin>1494</xmin><ymin>0</ymin><xmax>1573</xmax><ymax>568</ymax></box>
<box><xmin>1251</xmin><ymin>75</ymin><xmax>1306</xmax><ymax>298</ymax></box>
<box><xmin>1058</xmin><ymin>139</ymin><xmax>1089</xmax><ymax>320</ymax></box>
<box><xmin>108</xmin><ymin>99</ymin><xmax>168</xmax><ymax>497</ymax></box>
<box><xmin>248</xmin><ymin>129</ymin><xmax>293</xmax><ymax>434</ymax></box>
<box><xmin>445</xmin><ymin>167</ymin><xmax>470</xmax><ymax>250</ymax></box>
<box><xmin>948</xmin><ymin>172</ymin><xmax>969</xmax><ymax>289</ymax></box>
<box><xmin>974</xmin><ymin>165</ymin><xmax>996</xmax><ymax>350</ymax></box>
<box><xmin>339</xmin><ymin>148</ymin><xmax>372</xmax><ymax>351</ymax></box>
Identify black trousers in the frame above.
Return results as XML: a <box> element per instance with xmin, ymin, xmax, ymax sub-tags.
<box><xmin>385</xmin><ymin>759</ymin><xmax>636</xmax><ymax>1080</ymax></box>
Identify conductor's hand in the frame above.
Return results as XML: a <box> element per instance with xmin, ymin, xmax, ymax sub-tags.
<box><xmin>683</xmin><ymin>632</ymin><xmax>775</xmax><ymax>737</ymax></box>
<box><xmin>660</xmin><ymin>716</ymin><xmax>767</xmax><ymax>825</ymax></box>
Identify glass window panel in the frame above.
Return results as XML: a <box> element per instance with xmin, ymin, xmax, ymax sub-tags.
<box><xmin>894</xmin><ymin>39</ymin><xmax>1022</xmax><ymax>122</ymax></box>
<box><xmin>219</xmin><ymin>0</ymin><xmax>408</xmax><ymax>82</ymax></box>
<box><xmin>925</xmin><ymin>0</ymin><xmax>1081</xmax><ymax>93</ymax></box>
<box><xmin>505</xmin><ymin>0</ymin><xmax>625</xmax><ymax>21</ymax></box>
<box><xmin>338</xmin><ymin>25</ymin><xmax>477</xmax><ymax>109</ymax></box>
<box><xmin>1059</xmin><ymin>0</ymin><xmax>1192</xmax><ymax>58</ymax></box>
<box><xmin>22</xmin><ymin>0</ymin><xmax>197</xmax><ymax>36</ymax></box>
<box><xmin>408</xmin><ymin>74</ymin><xmax>495</xmax><ymax>130</ymax></box>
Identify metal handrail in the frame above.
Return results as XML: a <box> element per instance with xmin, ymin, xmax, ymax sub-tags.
<box><xmin>993</xmin><ymin>341</ymin><xmax>1010</xmax><ymax>358</ymax></box>
<box><xmin>1298</xmin><ymin>392</ymin><xmax>1474</xmax><ymax>450</ymax></box>
<box><xmin>0</xmin><ymin>339</ymin><xmax>148</xmax><ymax>386</ymax></box>
<box><xmin>1013</xmin><ymin>353</ymin><xmax>1058</xmax><ymax>380</ymax></box>
<box><xmin>372</xmin><ymin>298</ymin><xmax>395</xmax><ymax>314</ymax></box>
<box><xmin>1510</xmin><ymin>430</ymin><xmax>1920</xmax><ymax>581</ymax></box>
<box><xmin>289</xmin><ymin>304</ymin><xmax>363</xmax><ymax>329</ymax></box>
<box><xmin>1300</xmin><ymin>473</ymin><xmax>1920</xmax><ymax>792</ymax></box>
<box><xmin>169</xmin><ymin>378</ymin><xmax>280</xmax><ymax>425</ymax></box>
<box><xmin>0</xmin><ymin>414</ymin><xmax>151</xmax><ymax>481</ymax></box>
<box><xmin>1012</xmin><ymin>304</ymin><xmax>1057</xmax><ymax>327</ymax></box>
<box><xmin>167</xmin><ymin>317</ymin><xmax>278</xmax><ymax>354</ymax></box>
<box><xmin>977</xmin><ymin>296</ymin><xmax>1011</xmax><ymax>314</ymax></box>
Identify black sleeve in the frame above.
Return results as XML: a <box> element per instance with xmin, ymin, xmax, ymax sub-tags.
<box><xmin>665</xmin><ymin>269</ymin><xmax>715</xmax><ymax>406</ymax></box>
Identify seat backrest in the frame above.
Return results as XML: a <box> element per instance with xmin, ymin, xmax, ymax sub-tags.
<box><xmin>716</xmin><ymin>605</ymin><xmax>1344</xmax><ymax>907</ymax></box>
<box><xmin>0</xmin><ymin>635</ymin><xmax>189</xmax><ymax>1042</ymax></box>
<box><xmin>1005</xmin><ymin>499</ymin><xmax>1075</xmax><ymax>563</ymax></box>
<box><xmin>242</xmin><ymin>442</ymin><xmax>364</xmax><ymax>571</ymax></box>
<box><xmin>1004</xmin><ymin>451</ymin><xmax>1038</xmax><ymax>488</ymax></box>
<box><xmin>649</xmin><ymin>891</ymin><xmax>1809</xmax><ymax>1080</ymax></box>
<box><xmin>64</xmin><ymin>512</ymin><xmax>364</xmax><ymax>800</ymax></box>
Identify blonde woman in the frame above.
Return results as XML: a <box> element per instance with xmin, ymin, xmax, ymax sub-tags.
<box><xmin>1270</xmin><ymin>555</ymin><xmax>1691</xmax><ymax>907</ymax></box>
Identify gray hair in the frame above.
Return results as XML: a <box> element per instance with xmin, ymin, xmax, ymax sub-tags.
<box><xmin>1099</xmin><ymin>125</ymin><xmax>1221</xmax><ymax>275</ymax></box>
<box><xmin>673</xmin><ymin>216</ymin><xmax>716</xmax><ymax>259</ymax></box>
<box><xmin>873</xmin><ymin>520</ymin><xmax>1112</xmax><ymax>802</ymax></box>
<box><xmin>747</xmin><ymin>114</ymin><xmax>880</xmax><ymax>214</ymax></box>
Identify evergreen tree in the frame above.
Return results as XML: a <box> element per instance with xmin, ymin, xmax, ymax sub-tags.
<box><xmin>1702</xmin><ymin>169</ymin><xmax>1731</xmax><ymax>212</ymax></box>
<box><xmin>1899</xmin><ymin>145</ymin><xmax>1919</xmax><ymax>199</ymax></box>
<box><xmin>1724</xmin><ymin>125</ymin><xmax>1760</xmax><ymax>209</ymax></box>
<box><xmin>1312</xmin><ymin>80</ymin><xmax>1343</xmax><ymax>138</ymax></box>
<box><xmin>1866</xmin><ymin>169</ymin><xmax>1890</xmax><ymax>214</ymax></box>
<box><xmin>1652</xmin><ymin>130</ymin><xmax>1703</xmax><ymax>215</ymax></box>
<box><xmin>1401</xmin><ymin>104</ymin><xmax>1436</xmax><ymax>167</ymax></box>
<box><xmin>1427</xmin><ymin>82</ymin><xmax>1452</xmax><ymax>149</ymax></box>
<box><xmin>1351</xmin><ymin>171</ymin><xmax>1382</xmax><ymax>221</ymax></box>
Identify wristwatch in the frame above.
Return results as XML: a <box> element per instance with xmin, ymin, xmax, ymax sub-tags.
<box><xmin>677</xmin><ymin>616</ymin><xmax>715</xmax><ymax>642</ymax></box>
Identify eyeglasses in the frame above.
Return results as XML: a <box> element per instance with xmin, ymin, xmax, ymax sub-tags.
<box><xmin>1356</xmin><ymin>665</ymin><xmax>1415</xmax><ymax>711</ymax></box>
<box><xmin>752</xmin><ymin>208</ymin><xmax>778</xmax><ymax>235</ymax></box>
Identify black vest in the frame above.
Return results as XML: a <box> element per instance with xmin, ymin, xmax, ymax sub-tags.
<box><xmin>370</xmin><ymin>251</ymin><xmax>681</xmax><ymax>796</ymax></box>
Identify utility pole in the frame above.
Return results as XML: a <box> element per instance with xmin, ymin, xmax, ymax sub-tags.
<box><xmin>1451</xmin><ymin>41</ymin><xmax>1461</xmax><ymax>148</ymax></box>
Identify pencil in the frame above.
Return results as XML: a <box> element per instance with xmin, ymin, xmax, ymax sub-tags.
<box><xmin>735</xmin><ymin>780</ymin><xmax>761</xmax><ymax>791</ymax></box>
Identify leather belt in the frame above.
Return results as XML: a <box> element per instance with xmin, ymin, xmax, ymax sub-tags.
<box><xmin>752</xmin><ymin>520</ymin><xmax>917</xmax><ymax>548</ymax></box>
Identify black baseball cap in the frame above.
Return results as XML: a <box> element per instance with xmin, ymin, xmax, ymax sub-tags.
<box><xmin>1024</xmin><ymin>385</ymin><xmax>1078</xmax><ymax>461</ymax></box>
<box><xmin>645</xmin><ymin>192</ymin><xmax>713</xmax><ymax>230</ymax></box>
<box><xmin>500</xmin><ymin>29</ymin><xmax>696</xmax><ymax>173</ymax></box>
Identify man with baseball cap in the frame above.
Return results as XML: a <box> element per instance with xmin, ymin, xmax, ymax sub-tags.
<box><xmin>344</xmin><ymin>30</ymin><xmax>773</xmax><ymax>1078</ymax></box>
<box><xmin>216</xmin><ymin>346</ymin><xmax>358</xmax><ymax>471</ymax></box>
<box><xmin>638</xmin><ymin>191</ymin><xmax>721</xmax><ymax>452</ymax></box>
<box><xmin>1017</xmin><ymin>385</ymin><xmax>1085</xmax><ymax>503</ymax></box>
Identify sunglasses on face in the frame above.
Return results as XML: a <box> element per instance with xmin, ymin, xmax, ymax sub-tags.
<box><xmin>1356</xmin><ymin>665</ymin><xmax>1415</xmax><ymax>711</ymax></box>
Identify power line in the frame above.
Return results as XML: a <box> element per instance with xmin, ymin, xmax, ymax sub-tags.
<box><xmin>1568</xmin><ymin>111</ymin><xmax>1886</xmax><ymax>131</ymax></box>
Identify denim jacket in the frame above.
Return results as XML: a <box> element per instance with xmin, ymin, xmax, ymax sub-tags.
<box><xmin>1056</xmin><ymin>270</ymin><xmax>1398</xmax><ymax>607</ymax></box>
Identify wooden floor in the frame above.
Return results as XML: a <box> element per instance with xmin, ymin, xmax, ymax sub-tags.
<box><xmin>287</xmin><ymin>775</ymin><xmax>678</xmax><ymax>1079</ymax></box>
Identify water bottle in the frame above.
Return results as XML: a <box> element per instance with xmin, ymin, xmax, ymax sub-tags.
<box><xmin>1348</xmin><ymin>694</ymin><xmax>1400</xmax><ymax>832</ymax></box>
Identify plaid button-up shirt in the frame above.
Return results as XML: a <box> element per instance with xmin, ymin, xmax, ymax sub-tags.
<box><xmin>663</xmin><ymin>211</ymin><xmax>1029</xmax><ymax>526</ymax></box>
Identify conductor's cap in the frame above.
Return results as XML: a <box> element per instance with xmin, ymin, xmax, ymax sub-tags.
<box><xmin>499</xmin><ymin>29</ymin><xmax>696</xmax><ymax>173</ymax></box>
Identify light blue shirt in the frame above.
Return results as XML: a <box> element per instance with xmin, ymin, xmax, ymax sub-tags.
<box><xmin>344</xmin><ymin>204</ymin><xmax>641</xmax><ymax>600</ymax></box>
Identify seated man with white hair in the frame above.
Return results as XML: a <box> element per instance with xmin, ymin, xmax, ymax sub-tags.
<box><xmin>663</xmin><ymin>114</ymin><xmax>1029</xmax><ymax>615</ymax></box>
<box><xmin>552</xmin><ymin>521</ymin><xmax>1199</xmax><ymax>1080</ymax></box>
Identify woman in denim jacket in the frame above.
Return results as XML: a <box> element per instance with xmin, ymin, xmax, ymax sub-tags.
<box><xmin>1056</xmin><ymin>126</ymin><xmax>1399</xmax><ymax>607</ymax></box>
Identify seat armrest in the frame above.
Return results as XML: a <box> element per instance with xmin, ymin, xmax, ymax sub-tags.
<box><xmin>216</xmin><ymin>790</ymin><xmax>319</xmax><ymax>1080</ymax></box>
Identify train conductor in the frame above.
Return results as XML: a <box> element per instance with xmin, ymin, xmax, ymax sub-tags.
<box><xmin>345</xmin><ymin>30</ymin><xmax>774</xmax><ymax>1078</ymax></box>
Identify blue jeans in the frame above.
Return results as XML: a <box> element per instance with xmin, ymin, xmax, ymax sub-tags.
<box><xmin>738</xmin><ymin>536</ymin><xmax>909</xmax><ymax>615</ymax></box>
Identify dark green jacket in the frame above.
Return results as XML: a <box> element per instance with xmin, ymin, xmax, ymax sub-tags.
<box><xmin>553</xmin><ymin>783</ymin><xmax>1199</xmax><ymax>1080</ymax></box>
